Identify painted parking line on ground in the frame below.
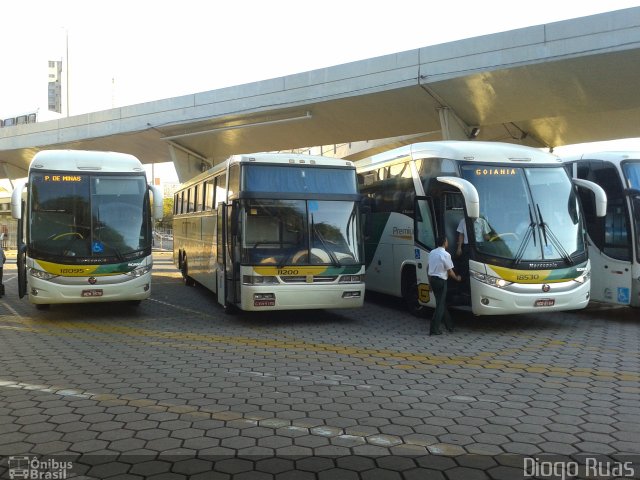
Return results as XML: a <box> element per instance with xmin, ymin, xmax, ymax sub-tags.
<box><xmin>0</xmin><ymin>299</ymin><xmax>637</xmax><ymax>383</ymax></box>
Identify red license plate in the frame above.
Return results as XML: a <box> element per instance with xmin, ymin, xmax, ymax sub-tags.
<box><xmin>534</xmin><ymin>298</ymin><xmax>555</xmax><ymax>307</ymax></box>
<box><xmin>82</xmin><ymin>289</ymin><xmax>103</xmax><ymax>297</ymax></box>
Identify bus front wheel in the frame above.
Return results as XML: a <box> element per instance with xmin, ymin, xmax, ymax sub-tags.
<box><xmin>402</xmin><ymin>267</ymin><xmax>424</xmax><ymax>317</ymax></box>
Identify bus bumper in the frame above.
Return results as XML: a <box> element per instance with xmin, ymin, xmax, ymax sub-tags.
<box><xmin>470</xmin><ymin>278</ymin><xmax>591</xmax><ymax>316</ymax></box>
<box><xmin>238</xmin><ymin>283</ymin><xmax>365</xmax><ymax>311</ymax></box>
<box><xmin>27</xmin><ymin>274</ymin><xmax>152</xmax><ymax>305</ymax></box>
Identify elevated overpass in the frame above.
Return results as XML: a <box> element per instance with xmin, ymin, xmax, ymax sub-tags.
<box><xmin>1</xmin><ymin>7</ymin><xmax>640</xmax><ymax>182</ymax></box>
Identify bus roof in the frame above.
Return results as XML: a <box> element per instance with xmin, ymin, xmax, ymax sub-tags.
<box><xmin>561</xmin><ymin>151</ymin><xmax>640</xmax><ymax>163</ymax></box>
<box><xmin>356</xmin><ymin>141</ymin><xmax>561</xmax><ymax>170</ymax></box>
<box><xmin>179</xmin><ymin>153</ymin><xmax>355</xmax><ymax>189</ymax></box>
<box><xmin>29</xmin><ymin>150</ymin><xmax>144</xmax><ymax>174</ymax></box>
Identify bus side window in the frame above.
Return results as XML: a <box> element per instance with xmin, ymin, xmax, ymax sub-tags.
<box><xmin>228</xmin><ymin>165</ymin><xmax>240</xmax><ymax>199</ymax></box>
<box><xmin>415</xmin><ymin>197</ymin><xmax>436</xmax><ymax>250</ymax></box>
<box><xmin>193</xmin><ymin>185</ymin><xmax>199</xmax><ymax>212</ymax></box>
<box><xmin>187</xmin><ymin>187</ymin><xmax>195</xmax><ymax>213</ymax></box>
<box><xmin>205</xmin><ymin>180</ymin><xmax>215</xmax><ymax>211</ymax></box>
<box><xmin>215</xmin><ymin>174</ymin><xmax>227</xmax><ymax>207</ymax></box>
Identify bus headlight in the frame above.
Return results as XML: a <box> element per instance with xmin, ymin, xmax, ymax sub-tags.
<box><xmin>470</xmin><ymin>270</ymin><xmax>512</xmax><ymax>288</ymax></box>
<box><xmin>339</xmin><ymin>274</ymin><xmax>363</xmax><ymax>283</ymax></box>
<box><xmin>125</xmin><ymin>265</ymin><xmax>152</xmax><ymax>278</ymax></box>
<box><xmin>29</xmin><ymin>268</ymin><xmax>59</xmax><ymax>280</ymax></box>
<box><xmin>243</xmin><ymin>275</ymin><xmax>279</xmax><ymax>285</ymax></box>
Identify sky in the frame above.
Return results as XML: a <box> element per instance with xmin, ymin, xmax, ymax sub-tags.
<box><xmin>2</xmin><ymin>0</ymin><xmax>640</xmax><ymax>182</ymax></box>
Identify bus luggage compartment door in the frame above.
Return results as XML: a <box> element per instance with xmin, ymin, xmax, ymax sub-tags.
<box><xmin>589</xmin><ymin>246</ymin><xmax>632</xmax><ymax>305</ymax></box>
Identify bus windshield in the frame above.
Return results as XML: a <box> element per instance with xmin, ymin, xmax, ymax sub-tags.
<box><xmin>460</xmin><ymin>165</ymin><xmax>584</xmax><ymax>263</ymax></box>
<box><xmin>240</xmin><ymin>199</ymin><xmax>360</xmax><ymax>266</ymax></box>
<box><xmin>29</xmin><ymin>173</ymin><xmax>150</xmax><ymax>262</ymax></box>
<box><xmin>623</xmin><ymin>160</ymin><xmax>640</xmax><ymax>190</ymax></box>
<box><xmin>622</xmin><ymin>161</ymin><xmax>640</xmax><ymax>262</ymax></box>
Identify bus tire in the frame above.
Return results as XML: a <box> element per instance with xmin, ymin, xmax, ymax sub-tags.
<box><xmin>182</xmin><ymin>257</ymin><xmax>196</xmax><ymax>287</ymax></box>
<box><xmin>223</xmin><ymin>303</ymin><xmax>238</xmax><ymax>315</ymax></box>
<box><xmin>402</xmin><ymin>267</ymin><xmax>424</xmax><ymax>317</ymax></box>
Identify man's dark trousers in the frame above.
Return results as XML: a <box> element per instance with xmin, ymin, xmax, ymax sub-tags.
<box><xmin>429</xmin><ymin>276</ymin><xmax>453</xmax><ymax>334</ymax></box>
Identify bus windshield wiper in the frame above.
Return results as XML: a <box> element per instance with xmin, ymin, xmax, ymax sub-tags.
<box><xmin>536</xmin><ymin>204</ymin><xmax>574</xmax><ymax>265</ymax></box>
<box><xmin>312</xmin><ymin>216</ymin><xmax>341</xmax><ymax>267</ymax></box>
<box><xmin>346</xmin><ymin>205</ymin><xmax>357</xmax><ymax>244</ymax></box>
<box><xmin>513</xmin><ymin>205</ymin><xmax>537</xmax><ymax>266</ymax></box>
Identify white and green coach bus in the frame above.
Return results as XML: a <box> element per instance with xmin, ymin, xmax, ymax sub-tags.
<box><xmin>173</xmin><ymin>153</ymin><xmax>364</xmax><ymax>312</ymax></box>
<box><xmin>11</xmin><ymin>150</ymin><xmax>163</xmax><ymax>309</ymax></box>
<box><xmin>356</xmin><ymin>141</ymin><xmax>606</xmax><ymax>316</ymax></box>
<box><xmin>563</xmin><ymin>151</ymin><xmax>640</xmax><ymax>307</ymax></box>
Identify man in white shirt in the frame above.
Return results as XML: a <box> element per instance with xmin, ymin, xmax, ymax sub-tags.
<box><xmin>427</xmin><ymin>235</ymin><xmax>462</xmax><ymax>335</ymax></box>
<box><xmin>456</xmin><ymin>216</ymin><xmax>492</xmax><ymax>257</ymax></box>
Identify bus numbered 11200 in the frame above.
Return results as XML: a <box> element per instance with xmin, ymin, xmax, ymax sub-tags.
<box><xmin>11</xmin><ymin>150</ymin><xmax>163</xmax><ymax>309</ymax></box>
<box><xmin>563</xmin><ymin>151</ymin><xmax>640</xmax><ymax>307</ymax></box>
<box><xmin>357</xmin><ymin>141</ymin><xmax>606</xmax><ymax>316</ymax></box>
<box><xmin>173</xmin><ymin>153</ymin><xmax>365</xmax><ymax>312</ymax></box>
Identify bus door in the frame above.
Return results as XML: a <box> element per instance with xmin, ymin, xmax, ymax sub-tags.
<box><xmin>216</xmin><ymin>202</ymin><xmax>239</xmax><ymax>308</ymax></box>
<box><xmin>16</xmin><ymin>200</ymin><xmax>27</xmax><ymax>299</ymax></box>
<box><xmin>216</xmin><ymin>204</ymin><xmax>227</xmax><ymax>307</ymax></box>
<box><xmin>227</xmin><ymin>201</ymin><xmax>240</xmax><ymax>305</ymax></box>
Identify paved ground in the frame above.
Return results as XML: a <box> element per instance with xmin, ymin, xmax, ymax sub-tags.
<box><xmin>0</xmin><ymin>251</ymin><xmax>639</xmax><ymax>479</ymax></box>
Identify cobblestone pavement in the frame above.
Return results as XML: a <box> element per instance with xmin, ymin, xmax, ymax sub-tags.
<box><xmin>0</xmin><ymin>251</ymin><xmax>639</xmax><ymax>479</ymax></box>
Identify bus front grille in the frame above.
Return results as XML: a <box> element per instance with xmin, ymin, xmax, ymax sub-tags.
<box><xmin>280</xmin><ymin>276</ymin><xmax>338</xmax><ymax>283</ymax></box>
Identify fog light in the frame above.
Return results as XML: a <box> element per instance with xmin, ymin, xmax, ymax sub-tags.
<box><xmin>31</xmin><ymin>288</ymin><xmax>39</xmax><ymax>296</ymax></box>
<box><xmin>144</xmin><ymin>284</ymin><xmax>150</xmax><ymax>292</ymax></box>
<box><xmin>342</xmin><ymin>291</ymin><xmax>361</xmax><ymax>298</ymax></box>
<box><xmin>254</xmin><ymin>293</ymin><xmax>275</xmax><ymax>300</ymax></box>
<box><xmin>481</xmin><ymin>298</ymin><xmax>489</xmax><ymax>305</ymax></box>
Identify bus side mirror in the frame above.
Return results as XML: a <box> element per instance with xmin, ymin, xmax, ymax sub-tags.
<box><xmin>436</xmin><ymin>176</ymin><xmax>480</xmax><ymax>218</ymax></box>
<box><xmin>11</xmin><ymin>179</ymin><xmax>27</xmax><ymax>220</ymax></box>
<box><xmin>572</xmin><ymin>178</ymin><xmax>607</xmax><ymax>217</ymax></box>
<box><xmin>149</xmin><ymin>185</ymin><xmax>164</xmax><ymax>220</ymax></box>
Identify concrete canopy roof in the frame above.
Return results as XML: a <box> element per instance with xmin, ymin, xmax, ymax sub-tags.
<box><xmin>1</xmin><ymin>7</ymin><xmax>639</xmax><ymax>182</ymax></box>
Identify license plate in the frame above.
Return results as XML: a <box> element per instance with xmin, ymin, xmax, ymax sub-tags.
<box><xmin>534</xmin><ymin>298</ymin><xmax>555</xmax><ymax>307</ymax></box>
<box><xmin>82</xmin><ymin>289</ymin><xmax>103</xmax><ymax>297</ymax></box>
<box><xmin>254</xmin><ymin>299</ymin><xmax>275</xmax><ymax>307</ymax></box>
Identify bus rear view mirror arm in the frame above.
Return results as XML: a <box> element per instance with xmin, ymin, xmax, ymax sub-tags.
<box><xmin>572</xmin><ymin>178</ymin><xmax>607</xmax><ymax>217</ymax></box>
<box><xmin>436</xmin><ymin>176</ymin><xmax>480</xmax><ymax>218</ymax></box>
<box><xmin>149</xmin><ymin>184</ymin><xmax>164</xmax><ymax>220</ymax></box>
<box><xmin>11</xmin><ymin>179</ymin><xmax>27</xmax><ymax>220</ymax></box>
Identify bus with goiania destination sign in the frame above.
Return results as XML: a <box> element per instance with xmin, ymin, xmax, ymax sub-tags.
<box><xmin>356</xmin><ymin>141</ymin><xmax>607</xmax><ymax>316</ymax></box>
